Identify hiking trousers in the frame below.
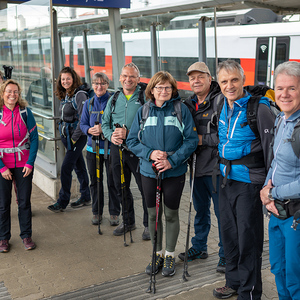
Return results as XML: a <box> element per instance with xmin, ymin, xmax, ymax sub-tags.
<box><xmin>219</xmin><ymin>178</ymin><xmax>263</xmax><ymax>300</ymax></box>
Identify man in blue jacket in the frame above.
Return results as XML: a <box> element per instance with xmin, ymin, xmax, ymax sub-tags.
<box><xmin>260</xmin><ymin>61</ymin><xmax>300</xmax><ymax>300</ymax></box>
<box><xmin>178</xmin><ymin>62</ymin><xmax>225</xmax><ymax>273</ymax></box>
<box><xmin>213</xmin><ymin>60</ymin><xmax>275</xmax><ymax>300</ymax></box>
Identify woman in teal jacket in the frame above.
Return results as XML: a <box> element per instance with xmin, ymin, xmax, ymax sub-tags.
<box><xmin>127</xmin><ymin>71</ymin><xmax>198</xmax><ymax>277</ymax></box>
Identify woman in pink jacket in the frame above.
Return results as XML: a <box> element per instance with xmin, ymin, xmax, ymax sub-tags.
<box><xmin>0</xmin><ymin>79</ymin><xmax>38</xmax><ymax>253</ymax></box>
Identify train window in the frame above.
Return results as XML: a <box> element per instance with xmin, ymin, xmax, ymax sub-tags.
<box><xmin>274</xmin><ymin>37</ymin><xmax>290</xmax><ymax>70</ymax></box>
<box><xmin>78</xmin><ymin>48</ymin><xmax>105</xmax><ymax>67</ymax></box>
<box><xmin>132</xmin><ymin>56</ymin><xmax>152</xmax><ymax>78</ymax></box>
<box><xmin>255</xmin><ymin>38</ymin><xmax>269</xmax><ymax>85</ymax></box>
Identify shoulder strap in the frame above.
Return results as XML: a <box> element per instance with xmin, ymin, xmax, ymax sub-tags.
<box><xmin>291</xmin><ymin>119</ymin><xmax>300</xmax><ymax>158</ymax></box>
<box><xmin>88</xmin><ymin>96</ymin><xmax>95</xmax><ymax>116</ymax></box>
<box><xmin>138</xmin><ymin>101</ymin><xmax>151</xmax><ymax>144</ymax></box>
<box><xmin>245</xmin><ymin>95</ymin><xmax>261</xmax><ymax>137</ymax></box>
<box><xmin>173</xmin><ymin>99</ymin><xmax>182</xmax><ymax>126</ymax></box>
<box><xmin>110</xmin><ymin>91</ymin><xmax>121</xmax><ymax>112</ymax></box>
<box><xmin>19</xmin><ymin>107</ymin><xmax>28</xmax><ymax>127</ymax></box>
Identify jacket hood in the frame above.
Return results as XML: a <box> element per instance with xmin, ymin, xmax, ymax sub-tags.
<box><xmin>74</xmin><ymin>82</ymin><xmax>91</xmax><ymax>94</ymax></box>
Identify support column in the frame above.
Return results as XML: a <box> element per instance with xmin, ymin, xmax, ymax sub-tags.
<box><xmin>150</xmin><ymin>22</ymin><xmax>159</xmax><ymax>76</ymax></box>
<box><xmin>198</xmin><ymin>16</ymin><xmax>210</xmax><ymax>64</ymax></box>
<box><xmin>108</xmin><ymin>8</ymin><xmax>124</xmax><ymax>90</ymax></box>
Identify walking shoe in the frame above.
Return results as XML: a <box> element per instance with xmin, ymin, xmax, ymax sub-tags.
<box><xmin>47</xmin><ymin>202</ymin><xmax>64</xmax><ymax>213</ymax></box>
<box><xmin>113</xmin><ymin>222</ymin><xmax>136</xmax><ymax>236</ymax></box>
<box><xmin>23</xmin><ymin>237</ymin><xmax>36</xmax><ymax>250</ymax></box>
<box><xmin>162</xmin><ymin>255</ymin><xmax>176</xmax><ymax>277</ymax></box>
<box><xmin>142</xmin><ymin>227</ymin><xmax>151</xmax><ymax>240</ymax></box>
<box><xmin>145</xmin><ymin>253</ymin><xmax>164</xmax><ymax>275</ymax></box>
<box><xmin>0</xmin><ymin>240</ymin><xmax>10</xmax><ymax>253</ymax></box>
<box><xmin>110</xmin><ymin>215</ymin><xmax>120</xmax><ymax>226</ymax></box>
<box><xmin>213</xmin><ymin>286</ymin><xmax>237</xmax><ymax>299</ymax></box>
<box><xmin>91</xmin><ymin>215</ymin><xmax>102</xmax><ymax>225</ymax></box>
<box><xmin>216</xmin><ymin>257</ymin><xmax>226</xmax><ymax>273</ymax></box>
<box><xmin>178</xmin><ymin>247</ymin><xmax>208</xmax><ymax>262</ymax></box>
<box><xmin>70</xmin><ymin>197</ymin><xmax>91</xmax><ymax>208</ymax></box>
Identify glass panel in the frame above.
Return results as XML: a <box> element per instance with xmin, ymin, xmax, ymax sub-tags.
<box><xmin>275</xmin><ymin>43</ymin><xmax>287</xmax><ymax>69</ymax></box>
<box><xmin>0</xmin><ymin>0</ymin><xmax>56</xmax><ymax>165</ymax></box>
<box><xmin>257</xmin><ymin>42</ymin><xmax>269</xmax><ymax>84</ymax></box>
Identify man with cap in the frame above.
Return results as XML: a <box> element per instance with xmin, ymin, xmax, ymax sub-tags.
<box><xmin>178</xmin><ymin>61</ymin><xmax>225</xmax><ymax>273</ymax></box>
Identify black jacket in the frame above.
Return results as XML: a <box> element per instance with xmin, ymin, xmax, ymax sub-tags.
<box><xmin>184</xmin><ymin>81</ymin><xmax>223</xmax><ymax>177</ymax></box>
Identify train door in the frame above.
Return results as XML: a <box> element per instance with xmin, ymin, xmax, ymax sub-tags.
<box><xmin>255</xmin><ymin>36</ymin><xmax>290</xmax><ymax>87</ymax></box>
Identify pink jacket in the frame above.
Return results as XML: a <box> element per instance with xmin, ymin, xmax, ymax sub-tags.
<box><xmin>0</xmin><ymin>104</ymin><xmax>38</xmax><ymax>173</ymax></box>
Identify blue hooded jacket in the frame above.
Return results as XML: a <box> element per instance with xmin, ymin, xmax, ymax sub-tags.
<box><xmin>80</xmin><ymin>92</ymin><xmax>110</xmax><ymax>154</ymax></box>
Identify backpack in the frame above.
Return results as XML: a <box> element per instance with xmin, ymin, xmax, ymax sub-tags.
<box><xmin>216</xmin><ymin>85</ymin><xmax>280</xmax><ymax>138</ymax></box>
<box><xmin>138</xmin><ymin>99</ymin><xmax>182</xmax><ymax>143</ymax></box>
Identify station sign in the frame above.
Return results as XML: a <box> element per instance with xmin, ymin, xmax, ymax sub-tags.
<box><xmin>8</xmin><ymin>0</ymin><xmax>130</xmax><ymax>8</ymax></box>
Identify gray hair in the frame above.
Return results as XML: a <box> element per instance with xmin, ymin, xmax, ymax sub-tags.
<box><xmin>121</xmin><ymin>62</ymin><xmax>140</xmax><ymax>77</ymax></box>
<box><xmin>274</xmin><ymin>61</ymin><xmax>300</xmax><ymax>82</ymax></box>
<box><xmin>92</xmin><ymin>72</ymin><xmax>110</xmax><ymax>84</ymax></box>
<box><xmin>216</xmin><ymin>60</ymin><xmax>244</xmax><ymax>82</ymax></box>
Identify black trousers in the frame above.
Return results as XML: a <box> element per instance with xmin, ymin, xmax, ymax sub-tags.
<box><xmin>86</xmin><ymin>151</ymin><xmax>119</xmax><ymax>216</ymax></box>
<box><xmin>110</xmin><ymin>144</ymin><xmax>148</xmax><ymax>227</ymax></box>
<box><xmin>219</xmin><ymin>178</ymin><xmax>263</xmax><ymax>300</ymax></box>
<box><xmin>0</xmin><ymin>167</ymin><xmax>33</xmax><ymax>240</ymax></box>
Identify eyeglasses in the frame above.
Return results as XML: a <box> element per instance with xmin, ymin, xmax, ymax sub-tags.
<box><xmin>121</xmin><ymin>75</ymin><xmax>138</xmax><ymax>80</ymax></box>
<box><xmin>93</xmin><ymin>82</ymin><xmax>108</xmax><ymax>87</ymax></box>
<box><xmin>5</xmin><ymin>90</ymin><xmax>19</xmax><ymax>95</ymax></box>
<box><xmin>154</xmin><ymin>86</ymin><xmax>172</xmax><ymax>92</ymax></box>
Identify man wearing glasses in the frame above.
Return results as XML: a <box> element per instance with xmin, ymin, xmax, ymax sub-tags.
<box><xmin>102</xmin><ymin>63</ymin><xmax>150</xmax><ymax>240</ymax></box>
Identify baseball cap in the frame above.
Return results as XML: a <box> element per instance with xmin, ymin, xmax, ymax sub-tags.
<box><xmin>186</xmin><ymin>62</ymin><xmax>211</xmax><ymax>76</ymax></box>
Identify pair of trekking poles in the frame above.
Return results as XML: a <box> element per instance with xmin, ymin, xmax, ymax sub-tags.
<box><xmin>147</xmin><ymin>152</ymin><xmax>197</xmax><ymax>294</ymax></box>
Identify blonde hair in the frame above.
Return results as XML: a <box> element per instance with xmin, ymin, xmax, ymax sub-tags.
<box><xmin>0</xmin><ymin>79</ymin><xmax>28</xmax><ymax>109</ymax></box>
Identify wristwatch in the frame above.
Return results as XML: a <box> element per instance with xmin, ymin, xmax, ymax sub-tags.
<box><xmin>268</xmin><ymin>188</ymin><xmax>274</xmax><ymax>201</ymax></box>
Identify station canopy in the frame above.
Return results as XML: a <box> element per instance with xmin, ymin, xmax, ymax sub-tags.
<box><xmin>7</xmin><ymin>0</ymin><xmax>130</xmax><ymax>8</ymax></box>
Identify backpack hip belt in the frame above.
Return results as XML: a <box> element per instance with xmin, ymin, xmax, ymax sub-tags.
<box><xmin>219</xmin><ymin>150</ymin><xmax>265</xmax><ymax>188</ymax></box>
<box><xmin>0</xmin><ymin>144</ymin><xmax>29</xmax><ymax>161</ymax></box>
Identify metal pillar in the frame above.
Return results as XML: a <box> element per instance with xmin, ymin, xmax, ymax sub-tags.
<box><xmin>198</xmin><ymin>16</ymin><xmax>210</xmax><ymax>64</ymax></box>
<box><xmin>58</xmin><ymin>31</ymin><xmax>65</xmax><ymax>70</ymax></box>
<box><xmin>214</xmin><ymin>8</ymin><xmax>218</xmax><ymax>76</ymax></box>
<box><xmin>108</xmin><ymin>8</ymin><xmax>125</xmax><ymax>90</ymax></box>
<box><xmin>83</xmin><ymin>29</ymin><xmax>91</xmax><ymax>84</ymax></box>
<box><xmin>51</xmin><ymin>6</ymin><xmax>64</xmax><ymax>176</ymax></box>
<box><xmin>150</xmin><ymin>22</ymin><xmax>159</xmax><ymax>76</ymax></box>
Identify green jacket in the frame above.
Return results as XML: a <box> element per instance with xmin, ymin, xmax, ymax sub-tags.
<box><xmin>102</xmin><ymin>85</ymin><xmax>144</xmax><ymax>142</ymax></box>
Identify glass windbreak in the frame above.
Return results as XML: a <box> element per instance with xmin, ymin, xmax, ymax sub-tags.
<box><xmin>0</xmin><ymin>0</ymin><xmax>56</xmax><ymax>165</ymax></box>
<box><xmin>58</xmin><ymin>20</ymin><xmax>112</xmax><ymax>88</ymax></box>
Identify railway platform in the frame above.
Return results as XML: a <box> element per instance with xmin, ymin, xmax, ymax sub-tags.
<box><xmin>0</xmin><ymin>174</ymin><xmax>279</xmax><ymax>300</ymax></box>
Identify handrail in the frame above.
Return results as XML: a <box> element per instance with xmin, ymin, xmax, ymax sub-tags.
<box><xmin>32</xmin><ymin>110</ymin><xmax>60</xmax><ymax>120</ymax></box>
<box><xmin>38</xmin><ymin>132</ymin><xmax>61</xmax><ymax>142</ymax></box>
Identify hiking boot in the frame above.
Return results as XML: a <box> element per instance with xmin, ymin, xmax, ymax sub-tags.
<box><xmin>110</xmin><ymin>215</ymin><xmax>120</xmax><ymax>226</ymax></box>
<box><xmin>145</xmin><ymin>253</ymin><xmax>164</xmax><ymax>275</ymax></box>
<box><xmin>162</xmin><ymin>255</ymin><xmax>176</xmax><ymax>277</ymax></box>
<box><xmin>91</xmin><ymin>215</ymin><xmax>102</xmax><ymax>225</ymax></box>
<box><xmin>178</xmin><ymin>247</ymin><xmax>208</xmax><ymax>262</ymax></box>
<box><xmin>142</xmin><ymin>227</ymin><xmax>151</xmax><ymax>240</ymax></box>
<box><xmin>213</xmin><ymin>286</ymin><xmax>237</xmax><ymax>299</ymax></box>
<box><xmin>70</xmin><ymin>197</ymin><xmax>91</xmax><ymax>208</ymax></box>
<box><xmin>23</xmin><ymin>237</ymin><xmax>36</xmax><ymax>250</ymax></box>
<box><xmin>0</xmin><ymin>240</ymin><xmax>10</xmax><ymax>253</ymax></box>
<box><xmin>47</xmin><ymin>202</ymin><xmax>64</xmax><ymax>213</ymax></box>
<box><xmin>113</xmin><ymin>222</ymin><xmax>136</xmax><ymax>236</ymax></box>
<box><xmin>216</xmin><ymin>257</ymin><xmax>226</xmax><ymax>273</ymax></box>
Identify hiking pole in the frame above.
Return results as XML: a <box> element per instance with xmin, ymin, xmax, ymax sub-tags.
<box><xmin>95</xmin><ymin>121</ymin><xmax>102</xmax><ymax>235</ymax></box>
<box><xmin>146</xmin><ymin>163</ymin><xmax>161</xmax><ymax>294</ymax></box>
<box><xmin>114</xmin><ymin>123</ymin><xmax>133</xmax><ymax>246</ymax></box>
<box><xmin>182</xmin><ymin>152</ymin><xmax>196</xmax><ymax>281</ymax></box>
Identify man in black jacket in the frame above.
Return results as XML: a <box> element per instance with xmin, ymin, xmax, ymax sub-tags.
<box><xmin>178</xmin><ymin>62</ymin><xmax>225</xmax><ymax>273</ymax></box>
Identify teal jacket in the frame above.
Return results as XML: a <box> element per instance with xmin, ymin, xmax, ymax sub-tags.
<box><xmin>102</xmin><ymin>85</ymin><xmax>144</xmax><ymax>142</ymax></box>
<box><xmin>127</xmin><ymin>96</ymin><xmax>198</xmax><ymax>179</ymax></box>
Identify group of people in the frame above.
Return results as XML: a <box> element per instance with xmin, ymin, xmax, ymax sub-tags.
<box><xmin>0</xmin><ymin>58</ymin><xmax>299</xmax><ymax>300</ymax></box>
